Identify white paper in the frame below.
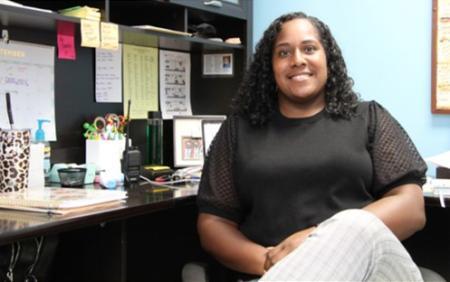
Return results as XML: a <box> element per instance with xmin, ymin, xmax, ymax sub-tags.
<box><xmin>122</xmin><ymin>44</ymin><xmax>158</xmax><ymax>119</ymax></box>
<box><xmin>0</xmin><ymin>41</ymin><xmax>56</xmax><ymax>141</ymax></box>
<box><xmin>425</xmin><ymin>150</ymin><xmax>450</xmax><ymax>168</ymax></box>
<box><xmin>95</xmin><ymin>46</ymin><xmax>122</xmax><ymax>103</ymax></box>
<box><xmin>203</xmin><ymin>121</ymin><xmax>223</xmax><ymax>156</ymax></box>
<box><xmin>159</xmin><ymin>50</ymin><xmax>191</xmax><ymax>119</ymax></box>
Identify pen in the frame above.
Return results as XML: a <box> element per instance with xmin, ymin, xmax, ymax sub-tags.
<box><xmin>47</xmin><ymin>209</ymin><xmax>57</xmax><ymax>216</ymax></box>
<box><xmin>5</xmin><ymin>92</ymin><xmax>14</xmax><ymax>129</ymax></box>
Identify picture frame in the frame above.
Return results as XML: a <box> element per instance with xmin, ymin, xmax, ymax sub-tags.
<box><xmin>202</xmin><ymin>53</ymin><xmax>233</xmax><ymax>76</ymax></box>
<box><xmin>432</xmin><ymin>0</ymin><xmax>450</xmax><ymax>113</ymax></box>
<box><xmin>202</xmin><ymin>118</ymin><xmax>226</xmax><ymax>157</ymax></box>
<box><xmin>173</xmin><ymin>115</ymin><xmax>226</xmax><ymax>167</ymax></box>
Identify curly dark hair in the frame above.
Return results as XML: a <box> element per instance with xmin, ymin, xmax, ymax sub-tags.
<box><xmin>231</xmin><ymin>12</ymin><xmax>359</xmax><ymax>126</ymax></box>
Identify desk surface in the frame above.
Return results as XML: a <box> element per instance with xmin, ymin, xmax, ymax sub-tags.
<box><xmin>423</xmin><ymin>191</ymin><xmax>450</xmax><ymax>208</ymax></box>
<box><xmin>0</xmin><ymin>184</ymin><xmax>197</xmax><ymax>245</ymax></box>
<box><xmin>0</xmin><ymin>185</ymin><xmax>443</xmax><ymax>245</ymax></box>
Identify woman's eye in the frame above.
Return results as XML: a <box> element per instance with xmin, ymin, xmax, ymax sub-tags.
<box><xmin>278</xmin><ymin>49</ymin><xmax>290</xmax><ymax>57</ymax></box>
<box><xmin>304</xmin><ymin>46</ymin><xmax>317</xmax><ymax>54</ymax></box>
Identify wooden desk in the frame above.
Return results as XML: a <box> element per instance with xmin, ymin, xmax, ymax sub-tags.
<box><xmin>424</xmin><ymin>191</ymin><xmax>450</xmax><ymax>207</ymax></box>
<box><xmin>0</xmin><ymin>184</ymin><xmax>204</xmax><ymax>282</ymax></box>
<box><xmin>0</xmin><ymin>184</ymin><xmax>197</xmax><ymax>244</ymax></box>
<box><xmin>2</xmin><ymin>187</ymin><xmax>446</xmax><ymax>281</ymax></box>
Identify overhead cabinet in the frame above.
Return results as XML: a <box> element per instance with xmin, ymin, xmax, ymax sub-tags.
<box><xmin>0</xmin><ymin>0</ymin><xmax>252</xmax><ymax>165</ymax></box>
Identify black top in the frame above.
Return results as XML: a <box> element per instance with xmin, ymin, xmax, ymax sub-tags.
<box><xmin>197</xmin><ymin>101</ymin><xmax>427</xmax><ymax>246</ymax></box>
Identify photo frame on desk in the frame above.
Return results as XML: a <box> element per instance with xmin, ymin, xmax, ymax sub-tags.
<box><xmin>432</xmin><ymin>0</ymin><xmax>450</xmax><ymax>113</ymax></box>
<box><xmin>202</xmin><ymin>53</ymin><xmax>234</xmax><ymax>77</ymax></box>
<box><xmin>202</xmin><ymin>117</ymin><xmax>226</xmax><ymax>157</ymax></box>
<box><xmin>173</xmin><ymin>115</ymin><xmax>226</xmax><ymax>167</ymax></box>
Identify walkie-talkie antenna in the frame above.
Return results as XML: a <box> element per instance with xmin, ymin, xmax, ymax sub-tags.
<box><xmin>123</xmin><ymin>99</ymin><xmax>131</xmax><ymax>176</ymax></box>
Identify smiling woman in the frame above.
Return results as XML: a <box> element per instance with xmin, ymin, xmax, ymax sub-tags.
<box><xmin>272</xmin><ymin>18</ymin><xmax>328</xmax><ymax>118</ymax></box>
<box><xmin>196</xmin><ymin>11</ymin><xmax>428</xmax><ymax>282</ymax></box>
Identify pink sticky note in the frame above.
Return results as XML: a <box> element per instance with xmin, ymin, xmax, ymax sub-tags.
<box><xmin>57</xmin><ymin>21</ymin><xmax>76</xmax><ymax>60</ymax></box>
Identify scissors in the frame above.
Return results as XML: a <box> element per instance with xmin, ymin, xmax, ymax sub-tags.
<box><xmin>83</xmin><ymin>114</ymin><xmax>125</xmax><ymax>140</ymax></box>
<box><xmin>83</xmin><ymin>116</ymin><xmax>106</xmax><ymax>140</ymax></box>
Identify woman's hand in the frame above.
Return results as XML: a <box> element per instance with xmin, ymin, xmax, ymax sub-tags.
<box><xmin>263</xmin><ymin>225</ymin><xmax>316</xmax><ymax>271</ymax></box>
<box><xmin>197</xmin><ymin>213</ymin><xmax>269</xmax><ymax>275</ymax></box>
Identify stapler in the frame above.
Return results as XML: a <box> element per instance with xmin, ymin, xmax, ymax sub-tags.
<box><xmin>141</xmin><ymin>165</ymin><xmax>173</xmax><ymax>180</ymax></box>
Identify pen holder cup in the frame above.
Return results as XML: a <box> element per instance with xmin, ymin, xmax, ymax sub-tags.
<box><xmin>0</xmin><ymin>128</ymin><xmax>31</xmax><ymax>192</ymax></box>
<box><xmin>85</xmin><ymin>139</ymin><xmax>127</xmax><ymax>176</ymax></box>
<box><xmin>58</xmin><ymin>168</ymin><xmax>87</xmax><ymax>188</ymax></box>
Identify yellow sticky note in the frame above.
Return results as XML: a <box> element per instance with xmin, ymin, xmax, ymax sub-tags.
<box><xmin>81</xmin><ymin>19</ymin><xmax>100</xmax><ymax>48</ymax></box>
<box><xmin>100</xmin><ymin>22</ymin><xmax>119</xmax><ymax>50</ymax></box>
<box><xmin>144</xmin><ymin>165</ymin><xmax>171</xmax><ymax>171</ymax></box>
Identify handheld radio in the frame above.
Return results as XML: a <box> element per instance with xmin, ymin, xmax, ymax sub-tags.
<box><xmin>121</xmin><ymin>100</ymin><xmax>141</xmax><ymax>184</ymax></box>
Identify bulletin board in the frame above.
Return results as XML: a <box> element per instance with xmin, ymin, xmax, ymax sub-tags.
<box><xmin>432</xmin><ymin>0</ymin><xmax>450</xmax><ymax>113</ymax></box>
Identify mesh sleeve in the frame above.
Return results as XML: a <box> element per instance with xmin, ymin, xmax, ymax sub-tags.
<box><xmin>197</xmin><ymin>116</ymin><xmax>242</xmax><ymax>223</ymax></box>
<box><xmin>368</xmin><ymin>101</ymin><xmax>427</xmax><ymax>197</ymax></box>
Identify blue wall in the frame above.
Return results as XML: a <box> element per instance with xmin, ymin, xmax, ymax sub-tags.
<box><xmin>253</xmin><ymin>0</ymin><xmax>450</xmax><ymax>175</ymax></box>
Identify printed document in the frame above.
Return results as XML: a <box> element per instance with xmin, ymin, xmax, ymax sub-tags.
<box><xmin>159</xmin><ymin>50</ymin><xmax>191</xmax><ymax>119</ymax></box>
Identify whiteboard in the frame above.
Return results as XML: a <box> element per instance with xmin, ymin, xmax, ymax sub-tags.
<box><xmin>0</xmin><ymin>41</ymin><xmax>56</xmax><ymax>141</ymax></box>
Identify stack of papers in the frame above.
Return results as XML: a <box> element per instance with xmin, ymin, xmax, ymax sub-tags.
<box><xmin>425</xmin><ymin>178</ymin><xmax>450</xmax><ymax>195</ymax></box>
<box><xmin>133</xmin><ymin>25</ymin><xmax>191</xmax><ymax>36</ymax></box>
<box><xmin>425</xmin><ymin>150</ymin><xmax>450</xmax><ymax>169</ymax></box>
<box><xmin>59</xmin><ymin>6</ymin><xmax>101</xmax><ymax>21</ymax></box>
<box><xmin>0</xmin><ymin>0</ymin><xmax>23</xmax><ymax>7</ymax></box>
<box><xmin>0</xmin><ymin>0</ymin><xmax>52</xmax><ymax>13</ymax></box>
<box><xmin>423</xmin><ymin>177</ymin><xmax>450</xmax><ymax>207</ymax></box>
<box><xmin>0</xmin><ymin>187</ymin><xmax>127</xmax><ymax>215</ymax></box>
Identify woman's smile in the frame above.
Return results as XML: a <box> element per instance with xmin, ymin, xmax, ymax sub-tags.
<box><xmin>289</xmin><ymin>72</ymin><xmax>312</xmax><ymax>82</ymax></box>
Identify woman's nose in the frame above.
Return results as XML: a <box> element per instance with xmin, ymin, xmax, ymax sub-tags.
<box><xmin>292</xmin><ymin>49</ymin><xmax>306</xmax><ymax>67</ymax></box>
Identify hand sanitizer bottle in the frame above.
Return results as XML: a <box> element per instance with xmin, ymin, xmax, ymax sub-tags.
<box><xmin>35</xmin><ymin>119</ymin><xmax>51</xmax><ymax>176</ymax></box>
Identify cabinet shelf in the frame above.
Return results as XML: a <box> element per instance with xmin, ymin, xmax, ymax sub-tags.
<box><xmin>0</xmin><ymin>4</ymin><xmax>244</xmax><ymax>52</ymax></box>
<box><xmin>120</xmin><ymin>25</ymin><xmax>243</xmax><ymax>51</ymax></box>
<box><xmin>169</xmin><ymin>0</ymin><xmax>247</xmax><ymax>20</ymax></box>
<box><xmin>0</xmin><ymin>4</ymin><xmax>75</xmax><ymax>31</ymax></box>
<box><xmin>0</xmin><ymin>0</ymin><xmax>252</xmax><ymax>167</ymax></box>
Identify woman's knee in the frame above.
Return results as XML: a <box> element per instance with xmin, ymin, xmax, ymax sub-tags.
<box><xmin>319</xmin><ymin>209</ymin><xmax>390</xmax><ymax>237</ymax></box>
<box><xmin>333</xmin><ymin>209</ymin><xmax>378</xmax><ymax>223</ymax></box>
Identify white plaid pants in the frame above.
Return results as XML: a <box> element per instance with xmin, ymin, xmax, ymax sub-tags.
<box><xmin>259</xmin><ymin>209</ymin><xmax>423</xmax><ymax>282</ymax></box>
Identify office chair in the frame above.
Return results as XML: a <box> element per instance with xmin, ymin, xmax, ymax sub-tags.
<box><xmin>419</xmin><ymin>267</ymin><xmax>447</xmax><ymax>282</ymax></box>
<box><xmin>182</xmin><ymin>263</ymin><xmax>447</xmax><ymax>282</ymax></box>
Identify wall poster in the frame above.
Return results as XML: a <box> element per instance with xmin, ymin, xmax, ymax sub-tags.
<box><xmin>433</xmin><ymin>0</ymin><xmax>450</xmax><ymax>113</ymax></box>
